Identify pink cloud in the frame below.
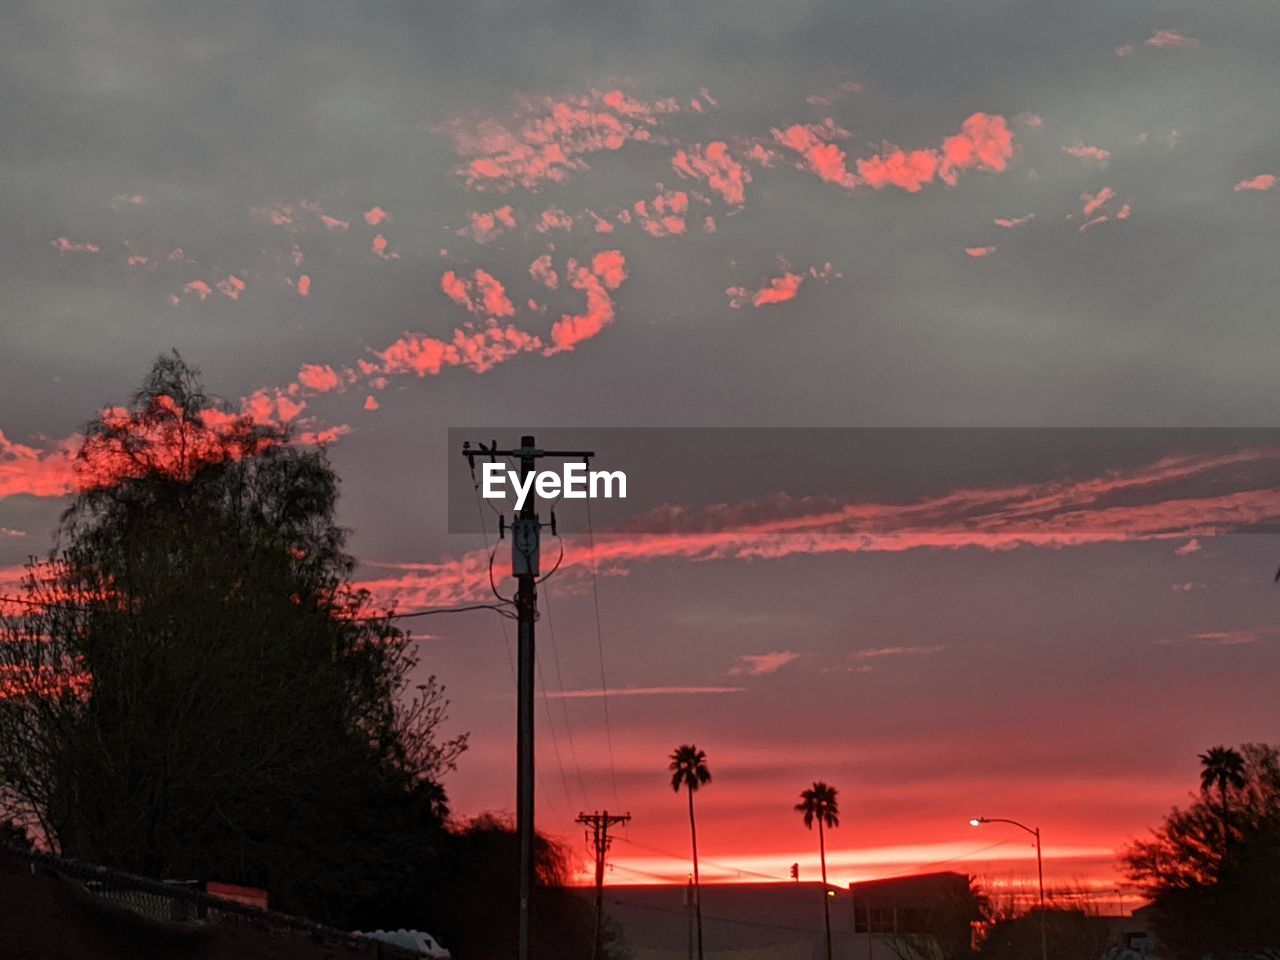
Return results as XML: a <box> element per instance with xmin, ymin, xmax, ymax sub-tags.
<box><xmin>728</xmin><ymin>651</ymin><xmax>801</xmax><ymax>677</ymax></box>
<box><xmin>726</xmin><ymin>262</ymin><xmax>835</xmax><ymax>309</ymax></box>
<box><xmin>51</xmin><ymin>237</ymin><xmax>100</xmax><ymax>255</ymax></box>
<box><xmin>994</xmin><ymin>213</ymin><xmax>1036</xmax><ymax>228</ymax></box>
<box><xmin>0</xmin><ymin>430</ymin><xmax>77</xmax><ymax>500</ymax></box>
<box><xmin>632</xmin><ymin>188</ymin><xmax>689</xmax><ymax>237</ymax></box>
<box><xmin>297</xmin><ymin>274</ymin><xmax>311</xmax><ymax>298</ymax></box>
<box><xmin>371</xmin><ymin>234</ymin><xmax>399</xmax><ymax>260</ymax></box>
<box><xmin>671</xmin><ymin>141</ymin><xmax>751</xmax><ymax>206</ymax></box>
<box><xmin>1063</xmin><ymin>144</ymin><xmax>1111</xmax><ymax>169</ymax></box>
<box><xmin>774</xmin><ymin>121</ymin><xmax>856</xmax><ymax>188</ymax></box>
<box><xmin>440</xmin><ymin>267</ymin><xmax>517</xmax><ymax>318</ymax></box>
<box><xmin>1174</xmin><ymin>538</ymin><xmax>1202</xmax><ymax>556</ymax></box>
<box><xmin>215</xmin><ymin>275</ymin><xmax>246</xmax><ymax>300</ymax></box>
<box><xmin>548</xmin><ymin>250</ymin><xmax>628</xmax><ymax>352</ymax></box>
<box><xmin>296</xmin><ymin>363</ymin><xmax>342</xmax><ymax>393</ymax></box>
<box><xmin>460</xmin><ymin>205</ymin><xmax>518</xmax><ymax>243</ymax></box>
<box><xmin>1234</xmin><ymin>174</ymin><xmax>1277</xmax><ymax>193</ymax></box>
<box><xmin>529</xmin><ymin>254</ymin><xmax>559</xmax><ymax>290</ymax></box>
<box><xmin>1145</xmin><ymin>29</ymin><xmax>1198</xmax><ymax>49</ymax></box>
<box><xmin>965</xmin><ymin>246</ymin><xmax>997</xmax><ymax>258</ymax></box>
<box><xmin>857</xmin><ymin>113</ymin><xmax>1014</xmax><ymax>192</ymax></box>
<box><xmin>1115</xmin><ymin>44</ymin><xmax>1136</xmax><ymax>57</ymax></box>
<box><xmin>938</xmin><ymin>113</ymin><xmax>1015</xmax><ymax>183</ymax></box>
<box><xmin>364</xmin><ymin>206</ymin><xmax>389</xmax><ymax>226</ymax></box>
<box><xmin>858</xmin><ymin>148</ymin><xmax>939</xmax><ymax>192</ymax></box>
<box><xmin>445</xmin><ymin>89</ymin><xmax>682</xmax><ymax>191</ymax></box>
<box><xmin>354</xmin><ymin>447</ymin><xmax>1280</xmax><ymax>612</ymax></box>
<box><xmin>364</xmin><ymin>395</ymin><xmax>379</xmax><ymax>411</ymax></box>
<box><xmin>535</xmin><ymin>208</ymin><xmax>575</xmax><ymax>233</ymax></box>
<box><xmin>183</xmin><ymin>280</ymin><xmax>213</xmax><ymax>301</ymax></box>
<box><xmin>1081</xmin><ymin>187</ymin><xmax>1115</xmax><ymax>217</ymax></box>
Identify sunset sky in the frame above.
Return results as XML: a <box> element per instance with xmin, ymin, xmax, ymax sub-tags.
<box><xmin>4</xmin><ymin>0</ymin><xmax>1280</xmax><ymax>901</ymax></box>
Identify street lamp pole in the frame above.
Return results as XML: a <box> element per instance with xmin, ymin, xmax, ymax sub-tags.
<box><xmin>970</xmin><ymin>817</ymin><xmax>1048</xmax><ymax>960</ymax></box>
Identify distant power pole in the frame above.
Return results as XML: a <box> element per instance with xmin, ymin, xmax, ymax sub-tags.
<box><xmin>577</xmin><ymin>809</ymin><xmax>631</xmax><ymax>960</ymax></box>
<box><xmin>462</xmin><ymin>435</ymin><xmax>594</xmax><ymax>960</ymax></box>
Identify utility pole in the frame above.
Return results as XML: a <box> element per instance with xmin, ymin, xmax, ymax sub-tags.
<box><xmin>577</xmin><ymin>809</ymin><xmax>631</xmax><ymax>960</ymax></box>
<box><xmin>462</xmin><ymin>436</ymin><xmax>594</xmax><ymax>960</ymax></box>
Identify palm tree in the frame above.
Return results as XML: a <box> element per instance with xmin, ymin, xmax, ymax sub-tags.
<box><xmin>797</xmin><ymin>781</ymin><xmax>840</xmax><ymax>960</ymax></box>
<box><xmin>670</xmin><ymin>744</ymin><xmax>711</xmax><ymax>960</ymax></box>
<box><xmin>1198</xmin><ymin>745</ymin><xmax>1246</xmax><ymax>854</ymax></box>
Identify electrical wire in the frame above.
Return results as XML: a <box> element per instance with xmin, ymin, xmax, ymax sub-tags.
<box><xmin>541</xmin><ymin>581</ymin><xmax>589</xmax><ymax>808</ymax></box>
<box><xmin>615</xmin><ymin>836</ymin><xmax>790</xmax><ymax>882</ymax></box>
<box><xmin>584</xmin><ymin>495</ymin><xmax>620</xmax><ymax>805</ymax></box>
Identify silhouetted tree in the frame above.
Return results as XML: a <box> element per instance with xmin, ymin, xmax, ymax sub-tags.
<box><xmin>422</xmin><ymin>814</ymin><xmax>626</xmax><ymax>960</ymax></box>
<box><xmin>1125</xmin><ymin>743</ymin><xmax>1280</xmax><ymax>958</ymax></box>
<box><xmin>670</xmin><ymin>743</ymin><xmax>711</xmax><ymax>960</ymax></box>
<box><xmin>0</xmin><ymin>819</ymin><xmax>32</xmax><ymax>851</ymax></box>
<box><xmin>1199</xmin><ymin>745</ymin><xmax>1247</xmax><ymax>853</ymax></box>
<box><xmin>796</xmin><ymin>781</ymin><xmax>840</xmax><ymax>960</ymax></box>
<box><xmin>0</xmin><ymin>354</ymin><xmax>466</xmax><ymax>928</ymax></box>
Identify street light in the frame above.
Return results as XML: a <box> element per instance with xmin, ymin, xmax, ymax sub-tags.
<box><xmin>970</xmin><ymin>816</ymin><xmax>1048</xmax><ymax>960</ymax></box>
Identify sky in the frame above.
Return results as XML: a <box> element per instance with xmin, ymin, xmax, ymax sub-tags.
<box><xmin>3</xmin><ymin>0</ymin><xmax>1280</xmax><ymax>901</ymax></box>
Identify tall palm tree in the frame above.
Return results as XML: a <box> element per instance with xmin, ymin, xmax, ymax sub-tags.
<box><xmin>1199</xmin><ymin>745</ymin><xmax>1246</xmax><ymax>854</ymax></box>
<box><xmin>796</xmin><ymin>781</ymin><xmax>840</xmax><ymax>960</ymax></box>
<box><xmin>670</xmin><ymin>744</ymin><xmax>711</xmax><ymax>960</ymax></box>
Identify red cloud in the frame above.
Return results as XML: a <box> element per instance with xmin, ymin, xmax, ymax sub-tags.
<box><xmin>938</xmin><ymin>113</ymin><xmax>1014</xmax><ymax>183</ymax></box>
<box><xmin>296</xmin><ymin>363</ymin><xmax>342</xmax><ymax>393</ymax></box>
<box><xmin>773</xmin><ymin>121</ymin><xmax>856</xmax><ymax>188</ymax></box>
<box><xmin>183</xmin><ymin>280</ymin><xmax>213</xmax><ymax>301</ymax></box>
<box><xmin>0</xmin><ymin>430</ymin><xmax>76</xmax><ymax>499</ymax></box>
<box><xmin>445</xmin><ymin>89</ymin><xmax>681</xmax><ymax>191</ymax></box>
<box><xmin>994</xmin><ymin>213</ymin><xmax>1036</xmax><ymax>228</ymax></box>
<box><xmin>363</xmin><ymin>395</ymin><xmax>379</xmax><ymax>411</ymax></box>
<box><xmin>364</xmin><ymin>206</ymin><xmax>389</xmax><ymax>226</ymax></box>
<box><xmin>671</xmin><ymin>142</ymin><xmax>751</xmax><ymax>206</ymax></box>
<box><xmin>460</xmin><ymin>205</ymin><xmax>517</xmax><ymax>243</ymax></box>
<box><xmin>529</xmin><ymin>254</ymin><xmax>559</xmax><ymax>290</ymax></box>
<box><xmin>548</xmin><ymin>251</ymin><xmax>628</xmax><ymax>352</ymax></box>
<box><xmin>726</xmin><ymin>262</ymin><xmax>835</xmax><ymax>309</ymax></box>
<box><xmin>965</xmin><ymin>246</ymin><xmax>997</xmax><ymax>258</ymax></box>
<box><xmin>215</xmin><ymin>275</ymin><xmax>246</xmax><ymax>300</ymax></box>
<box><xmin>1081</xmin><ymin>187</ymin><xmax>1115</xmax><ymax>218</ymax></box>
<box><xmin>632</xmin><ymin>188</ymin><xmax>689</xmax><ymax>237</ymax></box>
<box><xmin>535</xmin><ymin>208</ymin><xmax>575</xmax><ymax>233</ymax></box>
<box><xmin>296</xmin><ymin>274</ymin><xmax>311</xmax><ymax>297</ymax></box>
<box><xmin>1235</xmin><ymin>174</ymin><xmax>1276</xmax><ymax>193</ymax></box>
<box><xmin>1063</xmin><ymin>144</ymin><xmax>1111</xmax><ymax>169</ymax></box>
<box><xmin>858</xmin><ymin>113</ymin><xmax>1014</xmax><ymax>192</ymax></box>
<box><xmin>356</xmin><ymin>447</ymin><xmax>1280</xmax><ymax>612</ymax></box>
<box><xmin>858</xmin><ymin>148</ymin><xmax>938</xmax><ymax>192</ymax></box>
<box><xmin>371</xmin><ymin>234</ymin><xmax>399</xmax><ymax>260</ymax></box>
<box><xmin>441</xmin><ymin>268</ymin><xmax>517</xmax><ymax>318</ymax></box>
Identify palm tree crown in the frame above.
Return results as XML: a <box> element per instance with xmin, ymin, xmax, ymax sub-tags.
<box><xmin>670</xmin><ymin>744</ymin><xmax>712</xmax><ymax>794</ymax></box>
<box><xmin>1199</xmin><ymin>746</ymin><xmax>1247</xmax><ymax>795</ymax></box>
<box><xmin>796</xmin><ymin>781</ymin><xmax>840</xmax><ymax>831</ymax></box>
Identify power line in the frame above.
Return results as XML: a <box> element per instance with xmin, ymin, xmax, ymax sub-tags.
<box><xmin>541</xmin><ymin>581</ymin><xmax>588</xmax><ymax>808</ymax></box>
<box><xmin>615</xmin><ymin>836</ymin><xmax>790</xmax><ymax>882</ymax></box>
<box><xmin>584</xmin><ymin>497</ymin><xmax>620</xmax><ymax>805</ymax></box>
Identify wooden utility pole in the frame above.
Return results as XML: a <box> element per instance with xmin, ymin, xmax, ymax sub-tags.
<box><xmin>577</xmin><ymin>809</ymin><xmax>631</xmax><ymax>960</ymax></box>
<box><xmin>462</xmin><ymin>436</ymin><xmax>594</xmax><ymax>960</ymax></box>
